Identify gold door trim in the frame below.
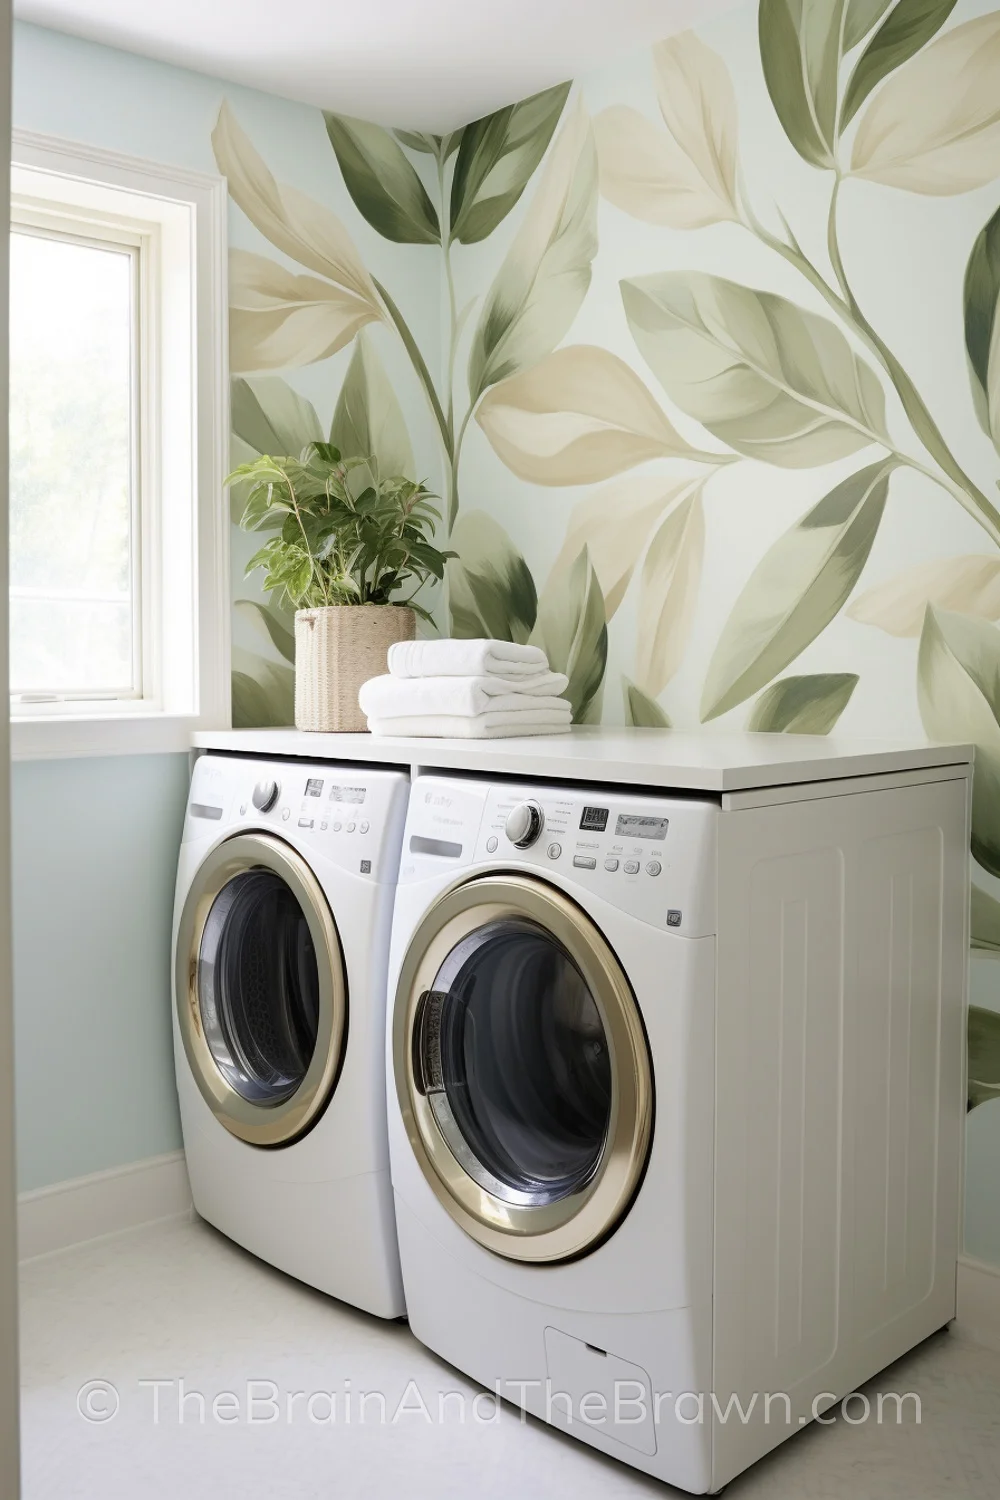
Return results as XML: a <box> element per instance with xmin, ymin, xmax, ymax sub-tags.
<box><xmin>176</xmin><ymin>833</ymin><xmax>346</xmax><ymax>1147</ymax></box>
<box><xmin>393</xmin><ymin>873</ymin><xmax>653</xmax><ymax>1263</ymax></box>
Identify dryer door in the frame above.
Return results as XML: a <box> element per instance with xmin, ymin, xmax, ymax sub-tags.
<box><xmin>393</xmin><ymin>874</ymin><xmax>653</xmax><ymax>1262</ymax></box>
<box><xmin>176</xmin><ymin>834</ymin><xmax>346</xmax><ymax>1146</ymax></box>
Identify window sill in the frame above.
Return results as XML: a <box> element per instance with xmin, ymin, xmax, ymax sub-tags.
<box><xmin>10</xmin><ymin>710</ymin><xmax>224</xmax><ymax>761</ymax></box>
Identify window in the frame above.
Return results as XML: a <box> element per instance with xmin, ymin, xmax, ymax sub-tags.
<box><xmin>9</xmin><ymin>132</ymin><xmax>230</xmax><ymax>759</ymax></box>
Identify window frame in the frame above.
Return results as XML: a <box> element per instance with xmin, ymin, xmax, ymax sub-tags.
<box><xmin>9</xmin><ymin>130</ymin><xmax>230</xmax><ymax>760</ymax></box>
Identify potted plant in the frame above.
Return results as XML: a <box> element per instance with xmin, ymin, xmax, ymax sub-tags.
<box><xmin>227</xmin><ymin>443</ymin><xmax>454</xmax><ymax>732</ymax></box>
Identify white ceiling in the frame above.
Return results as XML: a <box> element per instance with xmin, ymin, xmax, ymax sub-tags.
<box><xmin>14</xmin><ymin>0</ymin><xmax>743</xmax><ymax>130</ymax></box>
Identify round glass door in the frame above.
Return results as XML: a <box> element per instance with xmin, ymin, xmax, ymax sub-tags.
<box><xmin>176</xmin><ymin>834</ymin><xmax>346</xmax><ymax>1146</ymax></box>
<box><xmin>394</xmin><ymin>875</ymin><xmax>653</xmax><ymax>1262</ymax></box>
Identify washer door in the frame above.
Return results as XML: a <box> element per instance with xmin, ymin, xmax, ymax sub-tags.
<box><xmin>176</xmin><ymin>834</ymin><xmax>346</xmax><ymax>1146</ymax></box>
<box><xmin>393</xmin><ymin>874</ymin><xmax>653</xmax><ymax>1262</ymax></box>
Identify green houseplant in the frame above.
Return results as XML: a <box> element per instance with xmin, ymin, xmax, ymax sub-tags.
<box><xmin>227</xmin><ymin>442</ymin><xmax>454</xmax><ymax>731</ymax></box>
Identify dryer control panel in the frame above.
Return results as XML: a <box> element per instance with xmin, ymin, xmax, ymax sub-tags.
<box><xmin>399</xmin><ymin>775</ymin><xmax>718</xmax><ymax>936</ymax></box>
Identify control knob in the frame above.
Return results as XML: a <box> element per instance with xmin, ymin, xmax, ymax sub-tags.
<box><xmin>252</xmin><ymin>778</ymin><xmax>280</xmax><ymax>813</ymax></box>
<box><xmin>505</xmin><ymin>801</ymin><xmax>544</xmax><ymax>849</ymax></box>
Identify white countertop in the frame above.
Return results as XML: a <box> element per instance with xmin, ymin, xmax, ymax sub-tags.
<box><xmin>191</xmin><ymin>726</ymin><xmax>973</xmax><ymax>794</ymax></box>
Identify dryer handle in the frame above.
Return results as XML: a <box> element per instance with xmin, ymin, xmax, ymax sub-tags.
<box><xmin>411</xmin><ymin>989</ymin><xmax>446</xmax><ymax>1096</ymax></box>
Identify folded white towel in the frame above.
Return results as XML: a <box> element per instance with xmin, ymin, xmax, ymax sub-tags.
<box><xmin>388</xmin><ymin>638</ymin><xmax>550</xmax><ymax>679</ymax></box>
<box><xmin>367</xmin><ymin>709</ymin><xmax>572</xmax><ymax>740</ymax></box>
<box><xmin>359</xmin><ymin>672</ymin><xmax>569</xmax><ymax>720</ymax></box>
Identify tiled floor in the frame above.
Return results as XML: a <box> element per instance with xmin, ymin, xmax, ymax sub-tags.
<box><xmin>18</xmin><ymin>1215</ymin><xmax>1000</xmax><ymax>1498</ymax></box>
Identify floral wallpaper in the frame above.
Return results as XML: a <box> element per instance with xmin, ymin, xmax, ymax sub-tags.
<box><xmin>216</xmin><ymin>0</ymin><xmax>1000</xmax><ymax>1251</ymax></box>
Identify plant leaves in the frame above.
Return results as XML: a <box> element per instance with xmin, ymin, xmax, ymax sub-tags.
<box><xmin>635</xmin><ymin>484</ymin><xmax>706</xmax><ymax>696</ymax></box>
<box><xmin>330</xmin><ymin>330</ymin><xmax>415</xmax><ymax>480</ymax></box>
<box><xmin>844</xmin><ymin>0</ymin><xmax>895</xmax><ymax>51</ymax></box>
<box><xmin>476</xmin><ymin>344</ymin><xmax>723</xmax><ymax>485</ymax></box>
<box><xmin>965</xmin><ymin>204</ymin><xmax>1000</xmax><ymax>448</ymax></box>
<box><xmin>623</xmin><ymin>678</ymin><xmax>671</xmax><ymax>728</ymax></box>
<box><xmin>968</xmin><ymin>1004</ymin><xmax>1000</xmax><ymax>1108</ymax></box>
<box><xmin>324</xmin><ymin>113</ymin><xmax>440</xmax><ymax>244</ymax></box>
<box><xmin>233</xmin><ymin>598</ymin><xmax>296</xmax><ymax>663</ymax></box>
<box><xmin>595</xmin><ymin>33</ymin><xmax>738</xmax><ymax>228</ymax></box>
<box><xmin>212</xmin><ymin>102</ymin><xmax>378</xmax><ymax>303</ymax></box>
<box><xmin>850</xmin><ymin>13</ymin><xmax>1000</xmax><ymax>193</ymax></box>
<box><xmin>228</xmin><ymin>250</ymin><xmax>379</xmax><ymax>372</ymax></box>
<box><xmin>747</xmin><ymin>672</ymin><xmax>859</xmax><ymax>733</ymax></box>
<box><xmin>231</xmin><ymin>649</ymin><xmax>295</xmax><ymax>728</ymax></box>
<box><xmin>622</xmin><ymin>271</ymin><xmax>890</xmax><ymax>468</ymax></box>
<box><xmin>841</xmin><ymin>0</ymin><xmax>957</xmax><ymax>129</ymax></box>
<box><xmin>918</xmin><ymin>606</ymin><xmax>1000</xmax><ymax>878</ymax></box>
<box><xmin>758</xmin><ymin>0</ymin><xmax>847</xmax><ymax>168</ymax></box>
<box><xmin>531</xmin><ymin>546</ymin><xmax>607</xmax><ymax>723</ymax></box>
<box><xmin>451</xmin><ymin>83</ymin><xmax>570</xmax><ymax>244</ymax></box>
<box><xmin>468</xmin><ymin>97</ymin><xmax>598</xmax><ymax>400</ymax></box>
<box><xmin>447</xmin><ymin>511</ymin><xmax>538</xmax><ymax>643</ymax></box>
<box><xmin>548</xmin><ymin>472</ymin><xmax>699</xmax><ymax>619</ymax></box>
<box><xmin>701</xmin><ymin>458</ymin><xmax>895</xmax><ymax>721</ymax></box>
<box><xmin>848</xmin><ymin>554</ymin><xmax>1000</xmax><ymax>636</ymax></box>
<box><xmin>972</xmin><ymin>885</ymin><xmax>1000</xmax><ymax>954</ymax></box>
<box><xmin>231</xmin><ymin>376</ymin><xmax>322</xmax><ymax>459</ymax></box>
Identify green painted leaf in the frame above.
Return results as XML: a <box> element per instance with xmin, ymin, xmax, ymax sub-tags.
<box><xmin>621</xmin><ymin>271</ymin><xmax>890</xmax><ymax>468</ymax></box>
<box><xmin>758</xmin><ymin>0</ymin><xmax>847</xmax><ymax>168</ymax></box>
<box><xmin>918</xmin><ymin>605</ymin><xmax>1000</xmax><ymax>879</ymax></box>
<box><xmin>702</xmin><ymin>459</ymin><xmax>895</xmax><ymax>721</ymax></box>
<box><xmin>468</xmin><ymin>97</ymin><xmax>597</xmax><ymax>400</ymax></box>
<box><xmin>623</xmin><ymin>679</ymin><xmax>671</xmax><ymax>728</ymax></box>
<box><xmin>324</xmin><ymin>113</ymin><xmax>440</xmax><ymax>244</ymax></box>
<box><xmin>532</xmin><ymin>546</ymin><xmax>607</xmax><ymax>724</ymax></box>
<box><xmin>747</xmin><ymin>672</ymin><xmax>859</xmax><ymax>733</ymax></box>
<box><xmin>451</xmin><ymin>83</ymin><xmax>570</xmax><ymax>244</ymax></box>
<box><xmin>841</xmin><ymin>0</ymin><xmax>957</xmax><ymax>130</ymax></box>
<box><xmin>231</xmin><ymin>650</ymin><xmax>295</xmax><ymax>728</ymax></box>
<box><xmin>330</xmin><ymin>330</ymin><xmax>415</xmax><ymax>480</ymax></box>
<box><xmin>968</xmin><ymin>1004</ymin><xmax>1000</xmax><ymax>1109</ymax></box>
<box><xmin>447</xmin><ymin>511</ymin><xmax>537</xmax><ymax>643</ymax></box>
<box><xmin>231</xmin><ymin>376</ymin><xmax>322</xmax><ymax>458</ymax></box>
<box><xmin>393</xmin><ymin>130</ymin><xmax>437</xmax><ymax>154</ymax></box>
<box><xmin>844</xmin><ymin>0</ymin><xmax>895</xmax><ymax>51</ymax></box>
<box><xmin>972</xmin><ymin>885</ymin><xmax>1000</xmax><ymax>953</ymax></box>
<box><xmin>233</xmin><ymin>598</ymin><xmax>295</xmax><ymax>664</ymax></box>
<box><xmin>964</xmin><ymin>203</ymin><xmax>1000</xmax><ymax>449</ymax></box>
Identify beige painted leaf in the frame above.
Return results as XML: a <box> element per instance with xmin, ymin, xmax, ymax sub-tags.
<box><xmin>229</xmin><ymin>250</ymin><xmax>379</xmax><ymax>372</ymax></box>
<box><xmin>548</xmin><ymin>472</ymin><xmax>699</xmax><ymax>619</ymax></box>
<box><xmin>595</xmin><ymin>34</ymin><xmax>738</xmax><ymax>228</ymax></box>
<box><xmin>917</xmin><ymin>605</ymin><xmax>1000</xmax><ymax>878</ymax></box>
<box><xmin>848</xmin><ymin>555</ymin><xmax>1000</xmax><ymax>637</ymax></box>
<box><xmin>622</xmin><ymin>271</ymin><xmax>889</xmax><ymax>468</ymax></box>
<box><xmin>213</xmin><ymin>100</ymin><xmax>378</xmax><ymax>303</ymax></box>
<box><xmin>850</xmin><ymin>14</ymin><xmax>1000</xmax><ymax>194</ymax></box>
<box><xmin>468</xmin><ymin>96</ymin><xmax>598</xmax><ymax>399</ymax></box>
<box><xmin>635</xmin><ymin>485</ymin><xmax>706</xmax><ymax>696</ymax></box>
<box><xmin>476</xmin><ymin>344</ymin><xmax>723</xmax><ymax>485</ymax></box>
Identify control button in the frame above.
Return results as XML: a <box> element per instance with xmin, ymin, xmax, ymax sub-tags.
<box><xmin>573</xmin><ymin>855</ymin><xmax>597</xmax><ymax>870</ymax></box>
<box><xmin>646</xmin><ymin>860</ymin><xmax>662</xmax><ymax>877</ymax></box>
<box><xmin>604</xmin><ymin>858</ymin><xmax>619</xmax><ymax>872</ymax></box>
<box><xmin>239</xmin><ymin>803</ymin><xmax>247</xmax><ymax>816</ymax></box>
<box><xmin>667</xmin><ymin>910</ymin><xmax>682</xmax><ymax>928</ymax></box>
<box><xmin>505</xmin><ymin>801</ymin><xmax>544</xmax><ymax>849</ymax></box>
<box><xmin>346</xmin><ymin>822</ymin><xmax>356</xmax><ymax>833</ymax></box>
<box><xmin>320</xmin><ymin>821</ymin><xmax>328</xmax><ymax>831</ymax></box>
<box><xmin>624</xmin><ymin>859</ymin><xmax>640</xmax><ymax>874</ymax></box>
<box><xmin>486</xmin><ymin>836</ymin><xmax>499</xmax><ymax>853</ymax></box>
<box><xmin>547</xmin><ymin>842</ymin><xmax>562</xmax><ymax>860</ymax></box>
<box><xmin>252</xmin><ymin>778</ymin><xmax>279</xmax><ymax>813</ymax></box>
<box><xmin>281</xmin><ymin>808</ymin><xmax>291</xmax><ymax>822</ymax></box>
<box><xmin>360</xmin><ymin>821</ymin><xmax>370</xmax><ymax>834</ymax></box>
<box><xmin>298</xmin><ymin>817</ymin><xmax>314</xmax><ymax>829</ymax></box>
<box><xmin>333</xmin><ymin>822</ymin><xmax>342</xmax><ymax>832</ymax></box>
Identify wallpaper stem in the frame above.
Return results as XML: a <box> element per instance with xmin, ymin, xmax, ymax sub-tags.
<box><xmin>372</xmin><ymin>275</ymin><xmax>453</xmax><ymax>454</ymax></box>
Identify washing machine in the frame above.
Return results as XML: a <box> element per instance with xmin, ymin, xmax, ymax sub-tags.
<box><xmin>386</xmin><ymin>769</ymin><xmax>968</xmax><ymax>1491</ymax></box>
<box><xmin>173</xmin><ymin>752</ymin><xmax>408</xmax><ymax>1317</ymax></box>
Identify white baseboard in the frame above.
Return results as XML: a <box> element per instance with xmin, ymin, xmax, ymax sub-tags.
<box><xmin>956</xmin><ymin>1254</ymin><xmax>1000</xmax><ymax>1352</ymax></box>
<box><xmin>18</xmin><ymin>1150</ymin><xmax>191</xmax><ymax>1262</ymax></box>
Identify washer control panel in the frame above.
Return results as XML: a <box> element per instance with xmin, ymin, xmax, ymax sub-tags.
<box><xmin>400</xmin><ymin>775</ymin><xmax>718</xmax><ymax>936</ymax></box>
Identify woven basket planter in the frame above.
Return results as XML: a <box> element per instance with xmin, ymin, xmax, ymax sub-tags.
<box><xmin>294</xmin><ymin>604</ymin><xmax>415</xmax><ymax>733</ymax></box>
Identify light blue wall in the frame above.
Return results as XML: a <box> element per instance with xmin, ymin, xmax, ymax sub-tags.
<box><xmin>11</xmin><ymin>756</ymin><xmax>189</xmax><ymax>1191</ymax></box>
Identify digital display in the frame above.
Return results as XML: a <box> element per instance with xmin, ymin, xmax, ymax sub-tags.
<box><xmin>305</xmin><ymin>778</ymin><xmax>324</xmax><ymax>797</ymax></box>
<box><xmin>616</xmin><ymin>814</ymin><xmax>669</xmax><ymax>841</ymax></box>
<box><xmin>580</xmin><ymin>806</ymin><xmax>609</xmax><ymax>832</ymax></box>
<box><xmin>329</xmin><ymin>785</ymin><xmax>366</xmax><ymax>804</ymax></box>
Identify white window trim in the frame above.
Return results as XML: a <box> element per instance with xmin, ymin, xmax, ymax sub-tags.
<box><xmin>9</xmin><ymin>129</ymin><xmax>231</xmax><ymax>761</ymax></box>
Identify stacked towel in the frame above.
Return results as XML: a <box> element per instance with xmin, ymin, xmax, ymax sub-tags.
<box><xmin>360</xmin><ymin>638</ymin><xmax>573</xmax><ymax>739</ymax></box>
